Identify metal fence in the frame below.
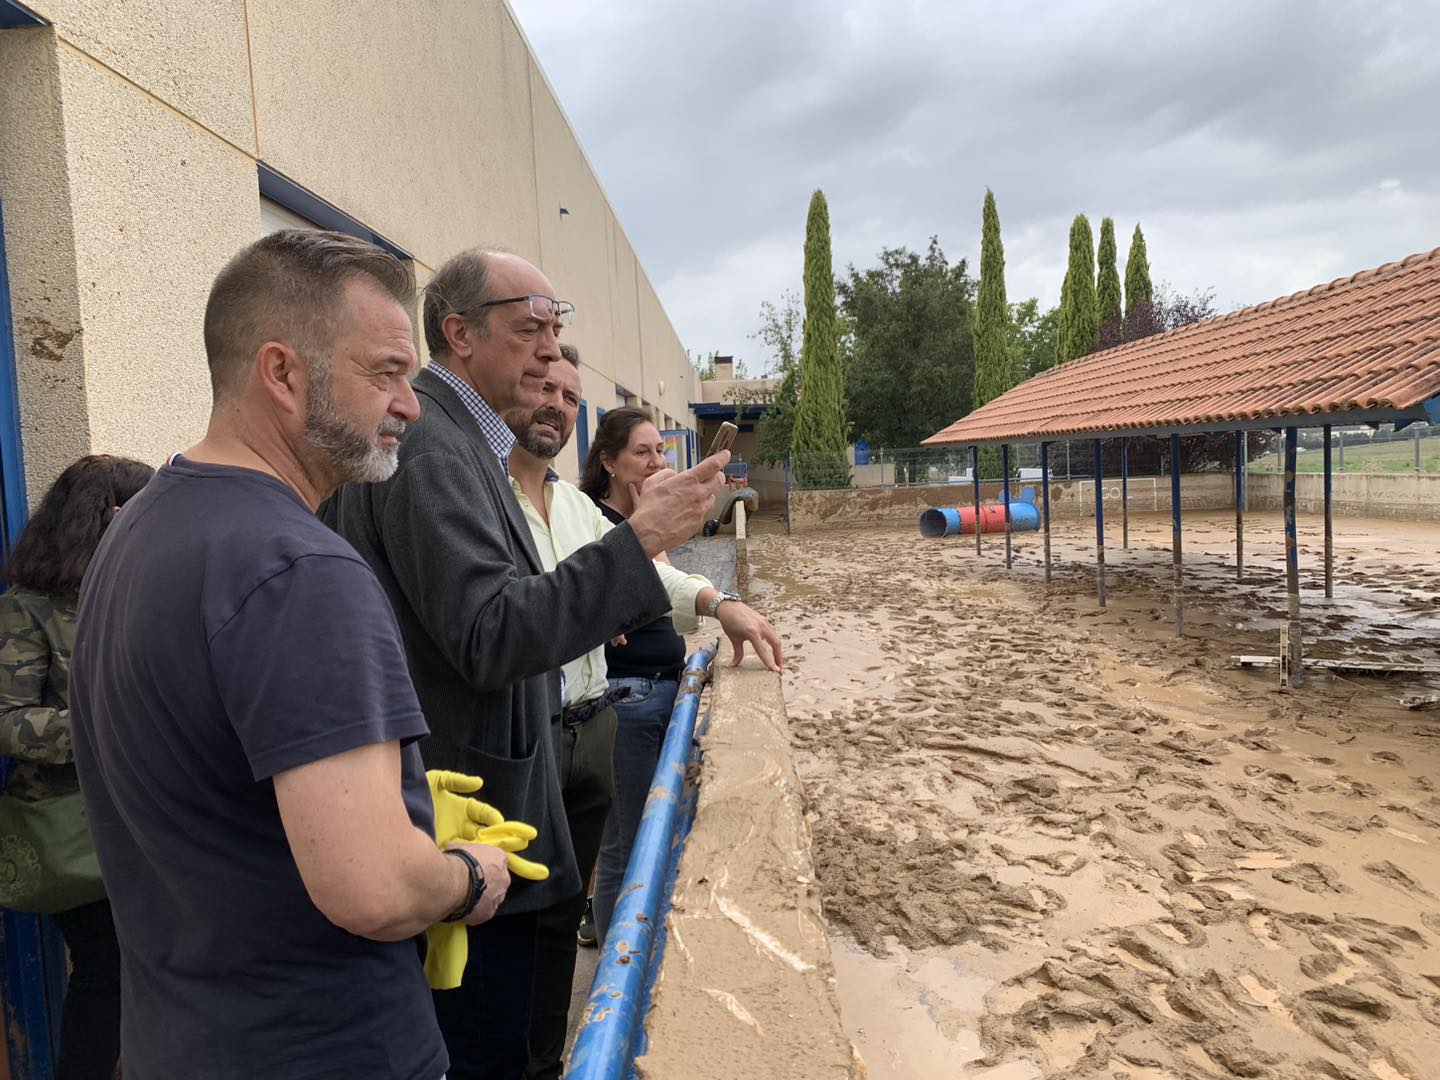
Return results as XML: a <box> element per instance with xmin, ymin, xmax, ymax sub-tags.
<box><xmin>787</xmin><ymin>424</ymin><xmax>1439</xmax><ymax>492</ymax></box>
<box><xmin>1247</xmin><ymin>424</ymin><xmax>1438</xmax><ymax>475</ymax></box>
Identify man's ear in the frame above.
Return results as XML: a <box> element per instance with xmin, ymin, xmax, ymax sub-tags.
<box><xmin>255</xmin><ymin>340</ymin><xmax>308</xmax><ymax>419</ymax></box>
<box><xmin>442</xmin><ymin>311</ymin><xmax>480</xmax><ymax>362</ymax></box>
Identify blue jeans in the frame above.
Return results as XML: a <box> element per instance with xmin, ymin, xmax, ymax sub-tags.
<box><xmin>591</xmin><ymin>676</ymin><xmax>680</xmax><ymax>943</ymax></box>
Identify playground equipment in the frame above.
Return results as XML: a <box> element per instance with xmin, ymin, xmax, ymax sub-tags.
<box><xmin>919</xmin><ymin>485</ymin><xmax>1040</xmax><ymax>538</ymax></box>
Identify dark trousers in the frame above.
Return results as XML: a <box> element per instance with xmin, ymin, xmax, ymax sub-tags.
<box><xmin>52</xmin><ymin>899</ymin><xmax>121</xmax><ymax>1080</ymax></box>
<box><xmin>432</xmin><ymin>909</ymin><xmax>540</xmax><ymax>1080</ymax></box>
<box><xmin>523</xmin><ymin>706</ymin><xmax>617</xmax><ymax>1080</ymax></box>
<box><xmin>592</xmin><ymin>677</ymin><xmax>680</xmax><ymax>942</ymax></box>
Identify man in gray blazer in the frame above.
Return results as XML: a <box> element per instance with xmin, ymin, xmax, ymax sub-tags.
<box><xmin>324</xmin><ymin>247</ymin><xmax>725</xmax><ymax>1080</ymax></box>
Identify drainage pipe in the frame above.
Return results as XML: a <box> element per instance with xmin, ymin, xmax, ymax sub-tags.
<box><xmin>566</xmin><ymin>644</ymin><xmax>717</xmax><ymax>1080</ymax></box>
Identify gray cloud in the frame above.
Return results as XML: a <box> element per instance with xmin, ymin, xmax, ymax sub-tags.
<box><xmin>512</xmin><ymin>0</ymin><xmax>1440</xmax><ymax>372</ymax></box>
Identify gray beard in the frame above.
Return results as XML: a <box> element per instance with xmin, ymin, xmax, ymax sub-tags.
<box><xmin>303</xmin><ymin>370</ymin><xmax>403</xmax><ymax>484</ymax></box>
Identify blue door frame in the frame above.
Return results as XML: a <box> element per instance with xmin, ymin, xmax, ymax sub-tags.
<box><xmin>1</xmin><ymin>196</ymin><xmax>67</xmax><ymax>1080</ymax></box>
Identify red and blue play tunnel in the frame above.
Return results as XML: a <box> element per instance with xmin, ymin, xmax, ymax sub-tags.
<box><xmin>919</xmin><ymin>486</ymin><xmax>1041</xmax><ymax>538</ymax></box>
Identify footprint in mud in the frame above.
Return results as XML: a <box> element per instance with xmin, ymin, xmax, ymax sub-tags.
<box><xmin>1247</xmin><ymin>910</ymin><xmax>1282</xmax><ymax>951</ymax></box>
<box><xmin>1016</xmin><ymin>850</ymin><xmax>1088</xmax><ymax>877</ymax></box>
<box><xmin>1273</xmin><ymin>861</ymin><xmax>1348</xmax><ymax>894</ymax></box>
<box><xmin>1309</xmin><ymin>809</ymin><xmax>1370</xmax><ymax>833</ymax></box>
<box><xmin>1362</xmin><ymin>860</ymin><xmax>1434</xmax><ymax>898</ymax></box>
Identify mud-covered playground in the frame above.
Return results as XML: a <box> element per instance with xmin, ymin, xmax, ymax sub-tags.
<box><xmin>750</xmin><ymin>508</ymin><xmax>1440</xmax><ymax>1080</ymax></box>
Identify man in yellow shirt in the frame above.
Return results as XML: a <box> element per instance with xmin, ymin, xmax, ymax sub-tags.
<box><xmin>508</xmin><ymin>346</ymin><xmax>780</xmax><ymax>1079</ymax></box>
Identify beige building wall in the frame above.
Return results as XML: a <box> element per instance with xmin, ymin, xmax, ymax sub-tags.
<box><xmin>0</xmin><ymin>1</ymin><xmax>697</xmax><ymax>501</ymax></box>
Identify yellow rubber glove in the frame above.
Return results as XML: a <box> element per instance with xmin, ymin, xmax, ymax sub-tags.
<box><xmin>422</xmin><ymin>771</ymin><xmax>550</xmax><ymax>989</ymax></box>
<box><xmin>428</xmin><ymin>769</ymin><xmax>504</xmax><ymax>841</ymax></box>
<box><xmin>425</xmin><ymin>770</ymin><xmax>499</xmax><ymax>990</ymax></box>
<box><xmin>424</xmin><ymin>920</ymin><xmax>469</xmax><ymax>990</ymax></box>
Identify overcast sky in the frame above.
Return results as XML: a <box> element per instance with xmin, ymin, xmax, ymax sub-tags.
<box><xmin>510</xmin><ymin>0</ymin><xmax>1440</xmax><ymax>374</ymax></box>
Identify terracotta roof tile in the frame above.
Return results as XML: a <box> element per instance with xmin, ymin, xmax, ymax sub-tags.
<box><xmin>926</xmin><ymin>247</ymin><xmax>1440</xmax><ymax>445</ymax></box>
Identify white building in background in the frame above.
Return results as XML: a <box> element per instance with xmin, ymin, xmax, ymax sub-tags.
<box><xmin>0</xmin><ymin>0</ymin><xmax>699</xmax><ymax>509</ymax></box>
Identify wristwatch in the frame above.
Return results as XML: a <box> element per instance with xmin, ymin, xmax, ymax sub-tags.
<box><xmin>705</xmin><ymin>590</ymin><xmax>742</xmax><ymax>618</ymax></box>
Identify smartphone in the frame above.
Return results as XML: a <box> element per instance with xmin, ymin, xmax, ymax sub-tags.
<box><xmin>707</xmin><ymin>421</ymin><xmax>739</xmax><ymax>458</ymax></box>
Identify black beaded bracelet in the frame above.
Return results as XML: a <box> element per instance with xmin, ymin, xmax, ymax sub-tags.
<box><xmin>441</xmin><ymin>848</ymin><xmax>486</xmax><ymax>922</ymax></box>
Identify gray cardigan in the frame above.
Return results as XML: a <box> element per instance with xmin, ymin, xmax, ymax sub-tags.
<box><xmin>323</xmin><ymin>367</ymin><xmax>671</xmax><ymax>912</ymax></box>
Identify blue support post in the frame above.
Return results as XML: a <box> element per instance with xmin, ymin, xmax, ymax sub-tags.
<box><xmin>1323</xmin><ymin>424</ymin><xmax>1334</xmax><ymax>599</ymax></box>
<box><xmin>1093</xmin><ymin>439</ymin><xmax>1106</xmax><ymax>606</ymax></box>
<box><xmin>1001</xmin><ymin>444</ymin><xmax>1012</xmax><ymax>569</ymax></box>
<box><xmin>1171</xmin><ymin>433</ymin><xmax>1184</xmax><ymax>637</ymax></box>
<box><xmin>1283</xmin><ymin>428</ymin><xmax>1303</xmax><ymax>686</ymax></box>
<box><xmin>971</xmin><ymin>446</ymin><xmax>981</xmax><ymax>557</ymax></box>
<box><xmin>568</xmin><ymin>646</ymin><xmax>717</xmax><ymax>1080</ymax></box>
<box><xmin>1040</xmin><ymin>442</ymin><xmax>1051</xmax><ymax>583</ymax></box>
<box><xmin>782</xmin><ymin>457</ymin><xmax>791</xmax><ymax>534</ymax></box>
<box><xmin>1121</xmin><ymin>436</ymin><xmax>1130</xmax><ymax>549</ymax></box>
<box><xmin>1235</xmin><ymin>430</ymin><xmax>1246</xmax><ymax>580</ymax></box>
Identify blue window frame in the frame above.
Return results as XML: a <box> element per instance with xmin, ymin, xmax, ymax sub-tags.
<box><xmin>0</xmin><ymin>199</ymin><xmax>28</xmax><ymax>550</ymax></box>
<box><xmin>1</xmin><ymin>194</ymin><xmax>68</xmax><ymax>1080</ymax></box>
<box><xmin>257</xmin><ymin>164</ymin><xmax>411</xmax><ymax>261</ymax></box>
<box><xmin>577</xmin><ymin>399</ymin><xmax>589</xmax><ymax>464</ymax></box>
<box><xmin>0</xmin><ymin>0</ymin><xmax>45</xmax><ymax>29</ymax></box>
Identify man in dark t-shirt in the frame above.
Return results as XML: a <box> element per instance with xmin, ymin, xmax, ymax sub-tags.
<box><xmin>71</xmin><ymin>230</ymin><xmax>510</xmax><ymax>1079</ymax></box>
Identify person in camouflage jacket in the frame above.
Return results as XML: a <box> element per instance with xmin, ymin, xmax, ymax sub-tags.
<box><xmin>0</xmin><ymin>587</ymin><xmax>80</xmax><ymax>802</ymax></box>
<box><xmin>0</xmin><ymin>453</ymin><xmax>152</xmax><ymax>1080</ymax></box>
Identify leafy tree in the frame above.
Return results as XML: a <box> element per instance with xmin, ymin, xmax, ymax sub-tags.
<box><xmin>973</xmin><ymin>189</ymin><xmax>1013</xmax><ymax>410</ymax></box>
<box><xmin>1009</xmin><ymin>298</ymin><xmax>1059</xmax><ymax>379</ymax></box>
<box><xmin>1099</xmin><ymin>282</ymin><xmax>1217</xmax><ymax>350</ymax></box>
<box><xmin>750</xmin><ymin>293</ymin><xmax>801</xmax><ymax>379</ymax></box>
<box><xmin>692</xmin><ymin>351</ymin><xmax>750</xmax><ymax>381</ymax></box>
<box><xmin>791</xmin><ymin>189</ymin><xmax>850</xmax><ymax>488</ymax></box>
<box><xmin>1096</xmin><ymin>217</ymin><xmax>1122</xmax><ymax>340</ymax></box>
<box><xmin>1056</xmin><ymin>214</ymin><xmax>1097</xmax><ymax>362</ymax></box>
<box><xmin>1090</xmin><ymin>282</ymin><xmax>1234</xmax><ymax>473</ymax></box>
<box><xmin>1124</xmin><ymin>223</ymin><xmax>1153</xmax><ymax>333</ymax></box>
<box><xmin>729</xmin><ymin>292</ymin><xmax>801</xmax><ymax>466</ymax></box>
<box><xmin>837</xmin><ymin>238</ymin><xmax>975</xmax><ymax>470</ymax></box>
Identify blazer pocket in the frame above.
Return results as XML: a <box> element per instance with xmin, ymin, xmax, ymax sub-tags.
<box><xmin>461</xmin><ymin>744</ymin><xmax>543</xmax><ymax>826</ymax></box>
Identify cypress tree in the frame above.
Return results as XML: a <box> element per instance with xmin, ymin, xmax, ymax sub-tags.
<box><xmin>973</xmin><ymin>189</ymin><xmax>1013</xmax><ymax>410</ymax></box>
<box><xmin>1057</xmin><ymin>214</ymin><xmax>1097</xmax><ymax>362</ymax></box>
<box><xmin>791</xmin><ymin>189</ymin><xmax>849</xmax><ymax>488</ymax></box>
<box><xmin>1125</xmin><ymin>223</ymin><xmax>1153</xmax><ymax>326</ymax></box>
<box><xmin>1096</xmin><ymin>217</ymin><xmax>1121</xmax><ymax>336</ymax></box>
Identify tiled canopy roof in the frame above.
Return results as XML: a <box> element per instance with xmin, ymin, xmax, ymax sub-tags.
<box><xmin>924</xmin><ymin>247</ymin><xmax>1440</xmax><ymax>446</ymax></box>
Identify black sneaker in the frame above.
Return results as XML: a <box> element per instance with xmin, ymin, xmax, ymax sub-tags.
<box><xmin>577</xmin><ymin>897</ymin><xmax>598</xmax><ymax>948</ymax></box>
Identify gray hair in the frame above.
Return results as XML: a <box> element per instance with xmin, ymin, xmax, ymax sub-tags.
<box><xmin>423</xmin><ymin>247</ymin><xmax>504</xmax><ymax>359</ymax></box>
<box><xmin>203</xmin><ymin>229</ymin><xmax>415</xmax><ymax>398</ymax></box>
<box><xmin>559</xmin><ymin>343</ymin><xmax>580</xmax><ymax>367</ymax></box>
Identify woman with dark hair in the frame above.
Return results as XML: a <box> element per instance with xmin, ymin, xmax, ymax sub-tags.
<box><xmin>580</xmin><ymin>409</ymin><xmax>781</xmax><ymax>944</ymax></box>
<box><xmin>0</xmin><ymin>453</ymin><xmax>153</xmax><ymax>1080</ymax></box>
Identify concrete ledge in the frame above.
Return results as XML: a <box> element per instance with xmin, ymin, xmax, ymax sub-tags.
<box><xmin>635</xmin><ymin>652</ymin><xmax>862</xmax><ymax>1080</ymax></box>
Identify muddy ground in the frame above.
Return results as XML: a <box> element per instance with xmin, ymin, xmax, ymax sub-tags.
<box><xmin>749</xmin><ymin>510</ymin><xmax>1440</xmax><ymax>1080</ymax></box>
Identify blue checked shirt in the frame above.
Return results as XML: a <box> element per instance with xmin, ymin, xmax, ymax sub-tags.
<box><xmin>428</xmin><ymin>361</ymin><xmax>517</xmax><ymax>469</ymax></box>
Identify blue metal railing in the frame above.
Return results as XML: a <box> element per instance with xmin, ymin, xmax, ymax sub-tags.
<box><xmin>566</xmin><ymin>644</ymin><xmax>716</xmax><ymax>1080</ymax></box>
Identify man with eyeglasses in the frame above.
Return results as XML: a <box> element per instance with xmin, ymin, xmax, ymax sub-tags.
<box><xmin>323</xmin><ymin>248</ymin><xmax>727</xmax><ymax>1080</ymax></box>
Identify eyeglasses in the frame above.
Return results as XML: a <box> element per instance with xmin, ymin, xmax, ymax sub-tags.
<box><xmin>471</xmin><ymin>294</ymin><xmax>575</xmax><ymax>328</ymax></box>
